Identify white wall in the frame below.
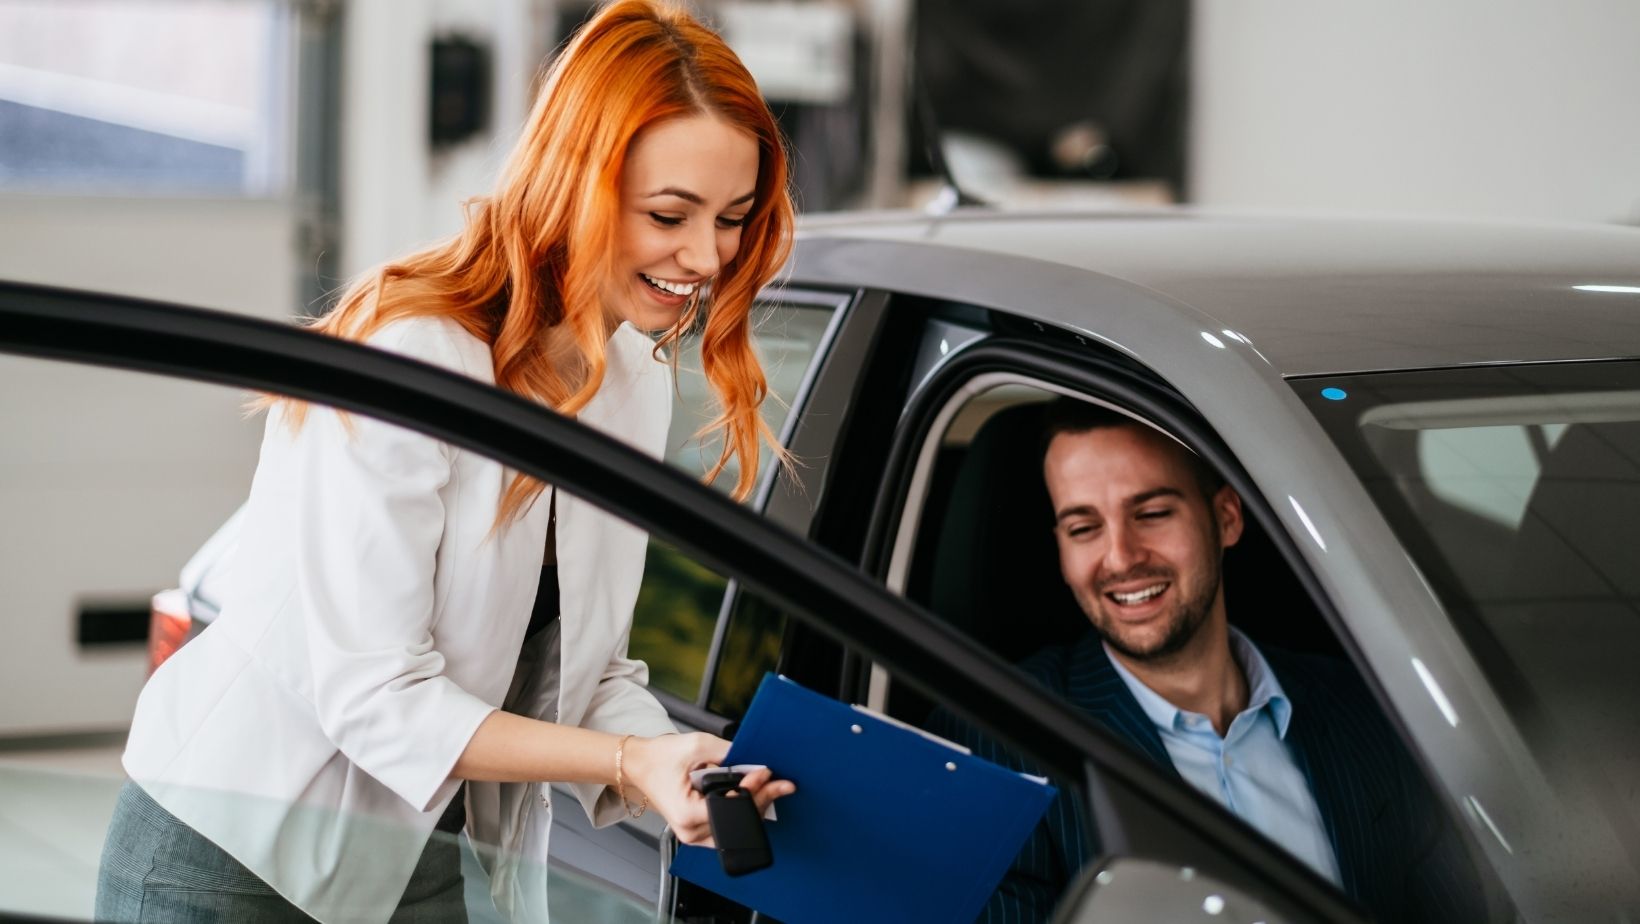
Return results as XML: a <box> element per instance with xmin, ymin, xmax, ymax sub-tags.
<box><xmin>0</xmin><ymin>196</ymin><xmax>296</xmax><ymax>736</ymax></box>
<box><xmin>339</xmin><ymin>0</ymin><xmax>540</xmax><ymax>277</ymax></box>
<box><xmin>0</xmin><ymin>195</ymin><xmax>298</xmax><ymax>313</ymax></box>
<box><xmin>1191</xmin><ymin>0</ymin><xmax>1640</xmax><ymax>224</ymax></box>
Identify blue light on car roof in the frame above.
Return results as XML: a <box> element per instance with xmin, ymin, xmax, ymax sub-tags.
<box><xmin>1321</xmin><ymin>387</ymin><xmax>1348</xmax><ymax>401</ymax></box>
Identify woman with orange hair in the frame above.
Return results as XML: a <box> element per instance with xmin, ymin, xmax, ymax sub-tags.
<box><xmin>96</xmin><ymin>2</ymin><xmax>796</xmax><ymax>921</ymax></box>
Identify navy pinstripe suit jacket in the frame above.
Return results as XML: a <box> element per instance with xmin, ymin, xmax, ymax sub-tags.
<box><xmin>925</xmin><ymin>630</ymin><xmax>1487</xmax><ymax>923</ymax></box>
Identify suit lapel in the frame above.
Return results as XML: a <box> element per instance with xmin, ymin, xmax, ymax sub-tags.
<box><xmin>1063</xmin><ymin>633</ymin><xmax>1181</xmax><ymax>780</ymax></box>
<box><xmin>1267</xmin><ymin>653</ymin><xmax>1380</xmax><ymax>905</ymax></box>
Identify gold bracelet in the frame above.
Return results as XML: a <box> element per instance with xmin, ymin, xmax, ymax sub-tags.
<box><xmin>614</xmin><ymin>734</ymin><xmax>648</xmax><ymax>819</ymax></box>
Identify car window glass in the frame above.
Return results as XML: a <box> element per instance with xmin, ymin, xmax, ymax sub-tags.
<box><xmin>0</xmin><ymin>357</ymin><xmax>673</xmax><ymax>922</ymax></box>
<box><xmin>1299</xmin><ymin>363</ymin><xmax>1640</xmax><ymax>862</ymax></box>
<box><xmin>874</xmin><ymin>378</ymin><xmax>1503</xmax><ymax>923</ymax></box>
<box><xmin>631</xmin><ymin>299</ymin><xmax>835</xmax><ymax>703</ymax></box>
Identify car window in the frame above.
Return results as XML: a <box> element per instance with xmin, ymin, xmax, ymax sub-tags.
<box><xmin>630</xmin><ymin>297</ymin><xmax>837</xmax><ymax>703</ymax></box>
<box><xmin>1297</xmin><ymin>362</ymin><xmax>1640</xmax><ymax>873</ymax></box>
<box><xmin>868</xmin><ymin>368</ymin><xmax>1504</xmax><ymax>923</ymax></box>
<box><xmin>0</xmin><ymin>357</ymin><xmax>660</xmax><ymax>922</ymax></box>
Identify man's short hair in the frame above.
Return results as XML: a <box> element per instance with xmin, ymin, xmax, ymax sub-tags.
<box><xmin>1039</xmin><ymin>396</ymin><xmax>1227</xmax><ymax>499</ymax></box>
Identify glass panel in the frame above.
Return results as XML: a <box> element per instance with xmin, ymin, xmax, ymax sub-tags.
<box><xmin>0</xmin><ymin>355</ymin><xmax>660</xmax><ymax>921</ymax></box>
<box><xmin>1297</xmin><ymin>362</ymin><xmax>1640</xmax><ymax>857</ymax></box>
<box><xmin>0</xmin><ymin>0</ymin><xmax>292</xmax><ymax>195</ymax></box>
<box><xmin>630</xmin><ymin>301</ymin><xmax>835</xmax><ymax>702</ymax></box>
<box><xmin>703</xmin><ymin>591</ymin><xmax>786</xmax><ymax>719</ymax></box>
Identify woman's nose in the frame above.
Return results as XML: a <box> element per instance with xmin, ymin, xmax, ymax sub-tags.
<box><xmin>676</xmin><ymin>224</ymin><xmax>720</xmax><ymax>278</ymax></box>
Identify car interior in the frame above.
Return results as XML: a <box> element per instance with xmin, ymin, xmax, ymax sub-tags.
<box><xmin>869</xmin><ymin>378</ymin><xmax>1514</xmax><ymax>922</ymax></box>
<box><xmin>886</xmin><ymin>385</ymin><xmax>1341</xmax><ymax>727</ymax></box>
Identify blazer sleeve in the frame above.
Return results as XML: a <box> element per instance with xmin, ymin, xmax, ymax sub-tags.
<box><xmin>284</xmin><ymin>319</ymin><xmax>498</xmax><ymax>813</ymax></box>
<box><xmin>567</xmin><ymin>635</ymin><xmax>679</xmax><ymax>827</ymax></box>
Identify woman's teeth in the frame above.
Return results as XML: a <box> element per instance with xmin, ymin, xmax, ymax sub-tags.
<box><xmin>642</xmin><ymin>274</ymin><xmax>698</xmax><ymax>296</ymax></box>
<box><xmin>1109</xmin><ymin>584</ymin><xmax>1168</xmax><ymax>605</ymax></box>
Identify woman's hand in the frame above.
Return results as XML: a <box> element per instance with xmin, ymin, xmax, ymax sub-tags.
<box><xmin>620</xmin><ymin>732</ymin><xmax>795</xmax><ymax>847</ymax></box>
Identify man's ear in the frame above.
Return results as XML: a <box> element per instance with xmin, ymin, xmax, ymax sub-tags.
<box><xmin>1214</xmin><ymin>485</ymin><xmax>1244</xmax><ymax>549</ymax></box>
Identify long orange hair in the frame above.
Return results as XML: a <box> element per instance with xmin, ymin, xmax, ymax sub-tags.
<box><xmin>294</xmin><ymin>0</ymin><xmax>794</xmax><ymax>522</ymax></box>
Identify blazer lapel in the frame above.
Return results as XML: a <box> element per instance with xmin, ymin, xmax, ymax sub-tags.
<box><xmin>1267</xmin><ymin>654</ymin><xmax>1381</xmax><ymax>905</ymax></box>
<box><xmin>1063</xmin><ymin>633</ymin><xmax>1180</xmax><ymax>780</ymax></box>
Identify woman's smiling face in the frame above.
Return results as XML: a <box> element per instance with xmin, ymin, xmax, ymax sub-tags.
<box><xmin>611</xmin><ymin>114</ymin><xmax>760</xmax><ymax>332</ymax></box>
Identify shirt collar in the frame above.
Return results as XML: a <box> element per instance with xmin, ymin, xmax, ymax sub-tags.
<box><xmin>1231</xmin><ymin>628</ymin><xmax>1293</xmax><ymax>737</ymax></box>
<box><xmin>1102</xmin><ymin>627</ymin><xmax>1293</xmax><ymax>738</ymax></box>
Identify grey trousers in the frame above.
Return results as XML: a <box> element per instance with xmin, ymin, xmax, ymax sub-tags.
<box><xmin>94</xmin><ymin>780</ymin><xmax>467</xmax><ymax>923</ymax></box>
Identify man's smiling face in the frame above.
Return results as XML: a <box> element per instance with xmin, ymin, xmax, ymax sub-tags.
<box><xmin>1045</xmin><ymin>423</ymin><xmax>1242</xmax><ymax>664</ymax></box>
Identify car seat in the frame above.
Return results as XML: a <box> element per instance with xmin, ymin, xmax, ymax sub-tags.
<box><xmin>918</xmin><ymin>401</ymin><xmax>1088</xmax><ymax>665</ymax></box>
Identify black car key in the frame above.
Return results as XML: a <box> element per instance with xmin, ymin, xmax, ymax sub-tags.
<box><xmin>690</xmin><ymin>766</ymin><xmax>773</xmax><ymax>876</ymax></box>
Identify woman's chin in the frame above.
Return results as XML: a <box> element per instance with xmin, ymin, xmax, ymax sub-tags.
<box><xmin>621</xmin><ymin>308</ymin><xmax>681</xmax><ymax>333</ymax></box>
<box><xmin>619</xmin><ymin>280</ymin><xmax>688</xmax><ymax>332</ymax></box>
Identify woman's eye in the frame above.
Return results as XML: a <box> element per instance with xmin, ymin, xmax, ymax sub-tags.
<box><xmin>650</xmin><ymin>213</ymin><xmax>684</xmax><ymax>227</ymax></box>
<box><xmin>717</xmin><ymin>216</ymin><xmax>747</xmax><ymax>229</ymax></box>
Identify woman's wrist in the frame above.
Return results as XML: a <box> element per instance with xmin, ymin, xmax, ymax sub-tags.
<box><xmin>614</xmin><ymin>733</ymin><xmax>662</xmax><ymax>818</ymax></box>
<box><xmin>616</xmin><ymin>733</ymin><xmax>659</xmax><ymax>792</ymax></box>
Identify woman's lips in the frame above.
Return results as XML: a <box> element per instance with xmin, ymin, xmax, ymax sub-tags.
<box><xmin>636</xmin><ymin>273</ymin><xmax>688</xmax><ymax>306</ymax></box>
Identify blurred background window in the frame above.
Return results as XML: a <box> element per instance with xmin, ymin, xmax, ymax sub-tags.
<box><xmin>0</xmin><ymin>0</ymin><xmax>294</xmax><ymax>196</ymax></box>
<box><xmin>911</xmin><ymin>0</ymin><xmax>1188</xmax><ymax>207</ymax></box>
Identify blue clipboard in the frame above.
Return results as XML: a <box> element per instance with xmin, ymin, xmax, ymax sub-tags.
<box><xmin>670</xmin><ymin>673</ymin><xmax>1057</xmax><ymax>924</ymax></box>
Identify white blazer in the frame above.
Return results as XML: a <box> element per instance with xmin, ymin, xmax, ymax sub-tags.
<box><xmin>122</xmin><ymin>316</ymin><xmax>679</xmax><ymax>924</ymax></box>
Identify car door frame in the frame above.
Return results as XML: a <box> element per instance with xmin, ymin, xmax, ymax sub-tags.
<box><xmin>0</xmin><ymin>281</ymin><xmax>1364</xmax><ymax>923</ymax></box>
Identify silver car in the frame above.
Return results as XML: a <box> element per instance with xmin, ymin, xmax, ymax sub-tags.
<box><xmin>2</xmin><ymin>208</ymin><xmax>1637</xmax><ymax>922</ymax></box>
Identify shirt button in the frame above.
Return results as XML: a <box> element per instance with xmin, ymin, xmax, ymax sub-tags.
<box><xmin>540</xmin><ymin>793</ymin><xmax>551</xmax><ymax>809</ymax></box>
<box><xmin>1223</xmin><ymin>755</ymin><xmax>1233</xmax><ymax>767</ymax></box>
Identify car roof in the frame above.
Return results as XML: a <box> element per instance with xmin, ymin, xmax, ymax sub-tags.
<box><xmin>795</xmin><ymin>208</ymin><xmax>1640</xmax><ymax>377</ymax></box>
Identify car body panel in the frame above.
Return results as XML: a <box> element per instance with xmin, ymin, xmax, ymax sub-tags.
<box><xmin>787</xmin><ymin>219</ymin><xmax>1640</xmax><ymax>919</ymax></box>
<box><xmin>799</xmin><ymin>208</ymin><xmax>1640</xmax><ymax>375</ymax></box>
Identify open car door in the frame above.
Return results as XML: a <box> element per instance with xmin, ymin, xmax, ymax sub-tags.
<box><xmin>0</xmin><ymin>281</ymin><xmax>1364</xmax><ymax>924</ymax></box>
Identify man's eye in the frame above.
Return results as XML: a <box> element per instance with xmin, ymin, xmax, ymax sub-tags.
<box><xmin>717</xmin><ymin>216</ymin><xmax>747</xmax><ymax>229</ymax></box>
<box><xmin>650</xmin><ymin>213</ymin><xmax>684</xmax><ymax>227</ymax></box>
<box><xmin>1136</xmin><ymin>508</ymin><xmax>1173</xmax><ymax>521</ymax></box>
<box><xmin>1065</xmin><ymin>523</ymin><xmax>1100</xmax><ymax>539</ymax></box>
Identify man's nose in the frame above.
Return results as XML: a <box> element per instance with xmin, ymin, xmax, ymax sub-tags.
<box><xmin>676</xmin><ymin>223</ymin><xmax>721</xmax><ymax>278</ymax></box>
<box><xmin>1102</xmin><ymin>522</ymin><xmax>1145</xmax><ymax>574</ymax></box>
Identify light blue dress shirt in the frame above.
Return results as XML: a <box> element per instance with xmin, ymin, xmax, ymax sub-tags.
<box><xmin>1105</xmin><ymin>629</ymin><xmax>1343</xmax><ymax>886</ymax></box>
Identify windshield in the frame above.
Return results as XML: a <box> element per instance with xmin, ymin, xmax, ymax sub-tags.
<box><xmin>1296</xmin><ymin>361</ymin><xmax>1640</xmax><ymax>837</ymax></box>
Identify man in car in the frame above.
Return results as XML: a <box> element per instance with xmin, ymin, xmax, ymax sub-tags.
<box><xmin>926</xmin><ymin>398</ymin><xmax>1484</xmax><ymax>923</ymax></box>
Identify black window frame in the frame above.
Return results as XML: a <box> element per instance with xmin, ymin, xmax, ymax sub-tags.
<box><xmin>0</xmin><ymin>281</ymin><xmax>1361</xmax><ymax>923</ymax></box>
<box><xmin>850</xmin><ymin>327</ymin><xmax>1423</xmax><ymax>922</ymax></box>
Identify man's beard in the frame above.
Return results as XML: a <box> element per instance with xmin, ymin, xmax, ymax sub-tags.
<box><xmin>1081</xmin><ymin>557</ymin><xmax>1222</xmax><ymax>664</ymax></box>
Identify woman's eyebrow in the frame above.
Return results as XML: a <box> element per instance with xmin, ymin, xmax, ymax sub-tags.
<box><xmin>643</xmin><ymin>187</ymin><xmax>756</xmax><ymax>206</ymax></box>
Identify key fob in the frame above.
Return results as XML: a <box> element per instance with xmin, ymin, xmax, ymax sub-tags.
<box><xmin>693</xmin><ymin>768</ymin><xmax>773</xmax><ymax>876</ymax></box>
<box><xmin>704</xmin><ymin>785</ymin><xmax>772</xmax><ymax>876</ymax></box>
